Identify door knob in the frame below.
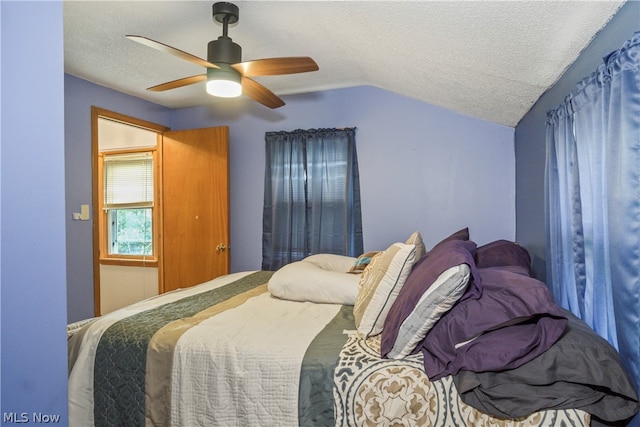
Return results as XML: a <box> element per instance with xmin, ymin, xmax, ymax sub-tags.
<box><xmin>216</xmin><ymin>244</ymin><xmax>227</xmax><ymax>252</ymax></box>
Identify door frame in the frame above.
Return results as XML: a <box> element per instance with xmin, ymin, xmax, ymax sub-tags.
<box><xmin>91</xmin><ymin>107</ymin><xmax>170</xmax><ymax>316</ymax></box>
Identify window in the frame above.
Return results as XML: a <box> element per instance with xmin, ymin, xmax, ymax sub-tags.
<box><xmin>107</xmin><ymin>208</ymin><xmax>152</xmax><ymax>255</ymax></box>
<box><xmin>262</xmin><ymin>128</ymin><xmax>363</xmax><ymax>270</ymax></box>
<box><xmin>99</xmin><ymin>150</ymin><xmax>157</xmax><ymax>262</ymax></box>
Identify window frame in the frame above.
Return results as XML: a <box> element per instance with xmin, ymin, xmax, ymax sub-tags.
<box><xmin>98</xmin><ymin>147</ymin><xmax>160</xmax><ymax>266</ymax></box>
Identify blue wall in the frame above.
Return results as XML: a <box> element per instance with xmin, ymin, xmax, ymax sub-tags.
<box><xmin>64</xmin><ymin>82</ymin><xmax>516</xmax><ymax>321</ymax></box>
<box><xmin>64</xmin><ymin>74</ymin><xmax>172</xmax><ymax>322</ymax></box>
<box><xmin>171</xmin><ymin>86</ymin><xmax>516</xmax><ymax>273</ymax></box>
<box><xmin>58</xmin><ymin>0</ymin><xmax>639</xmax><ymax>344</ymax></box>
<box><xmin>515</xmin><ymin>0</ymin><xmax>640</xmax><ymax>281</ymax></box>
<box><xmin>7</xmin><ymin>0</ymin><xmax>632</xmax><ymax>418</ymax></box>
<box><xmin>1</xmin><ymin>2</ymin><xmax>68</xmax><ymax>422</ymax></box>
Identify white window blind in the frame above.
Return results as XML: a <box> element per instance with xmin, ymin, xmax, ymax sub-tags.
<box><xmin>103</xmin><ymin>152</ymin><xmax>154</xmax><ymax>208</ymax></box>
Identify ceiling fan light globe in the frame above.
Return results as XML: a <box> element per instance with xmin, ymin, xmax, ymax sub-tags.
<box><xmin>206</xmin><ymin>66</ymin><xmax>242</xmax><ymax>98</ymax></box>
<box><xmin>207</xmin><ymin>79</ymin><xmax>242</xmax><ymax>98</ymax></box>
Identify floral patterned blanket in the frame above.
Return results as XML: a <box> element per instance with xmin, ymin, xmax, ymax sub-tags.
<box><xmin>333</xmin><ymin>332</ymin><xmax>590</xmax><ymax>427</ymax></box>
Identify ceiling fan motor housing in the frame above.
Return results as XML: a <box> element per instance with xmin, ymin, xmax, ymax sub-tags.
<box><xmin>208</xmin><ymin>37</ymin><xmax>242</xmax><ymax>65</ymax></box>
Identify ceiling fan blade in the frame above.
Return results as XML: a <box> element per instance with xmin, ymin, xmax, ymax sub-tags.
<box><xmin>147</xmin><ymin>74</ymin><xmax>207</xmax><ymax>92</ymax></box>
<box><xmin>241</xmin><ymin>76</ymin><xmax>285</xmax><ymax>109</ymax></box>
<box><xmin>126</xmin><ymin>35</ymin><xmax>219</xmax><ymax>69</ymax></box>
<box><xmin>232</xmin><ymin>57</ymin><xmax>318</xmax><ymax>77</ymax></box>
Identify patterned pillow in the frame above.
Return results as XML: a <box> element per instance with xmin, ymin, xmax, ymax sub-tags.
<box><xmin>349</xmin><ymin>251</ymin><xmax>381</xmax><ymax>274</ymax></box>
<box><xmin>353</xmin><ymin>243</ymin><xmax>417</xmax><ymax>338</ymax></box>
<box><xmin>405</xmin><ymin>231</ymin><xmax>427</xmax><ymax>260</ymax></box>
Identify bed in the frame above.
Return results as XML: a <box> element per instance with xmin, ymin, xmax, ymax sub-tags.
<box><xmin>68</xmin><ymin>230</ymin><xmax>639</xmax><ymax>427</ymax></box>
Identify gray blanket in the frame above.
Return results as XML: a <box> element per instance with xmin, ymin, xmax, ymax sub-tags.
<box><xmin>453</xmin><ymin>309</ymin><xmax>639</xmax><ymax>425</ymax></box>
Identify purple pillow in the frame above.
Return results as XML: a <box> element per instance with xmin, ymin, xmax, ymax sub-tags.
<box><xmin>480</xmin><ymin>265</ymin><xmax>531</xmax><ymax>277</ymax></box>
<box><xmin>427</xmin><ymin>227</ymin><xmax>469</xmax><ymax>254</ymax></box>
<box><xmin>433</xmin><ymin>227</ymin><xmax>468</xmax><ymax>246</ymax></box>
<box><xmin>380</xmin><ymin>239</ymin><xmax>481</xmax><ymax>359</ymax></box>
<box><xmin>474</xmin><ymin>240</ymin><xmax>532</xmax><ymax>276</ymax></box>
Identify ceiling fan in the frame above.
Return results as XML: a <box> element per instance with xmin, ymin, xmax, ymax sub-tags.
<box><xmin>126</xmin><ymin>2</ymin><xmax>319</xmax><ymax>109</ymax></box>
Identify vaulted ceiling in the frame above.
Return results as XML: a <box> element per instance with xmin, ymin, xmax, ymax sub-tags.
<box><xmin>64</xmin><ymin>1</ymin><xmax>624</xmax><ymax>127</ymax></box>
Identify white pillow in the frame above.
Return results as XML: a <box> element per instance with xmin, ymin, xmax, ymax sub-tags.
<box><xmin>268</xmin><ymin>254</ymin><xmax>360</xmax><ymax>304</ymax></box>
<box><xmin>353</xmin><ymin>242</ymin><xmax>417</xmax><ymax>338</ymax></box>
<box><xmin>304</xmin><ymin>253</ymin><xmax>358</xmax><ymax>272</ymax></box>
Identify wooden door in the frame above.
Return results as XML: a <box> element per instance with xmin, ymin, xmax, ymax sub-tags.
<box><xmin>161</xmin><ymin>126</ymin><xmax>229</xmax><ymax>292</ymax></box>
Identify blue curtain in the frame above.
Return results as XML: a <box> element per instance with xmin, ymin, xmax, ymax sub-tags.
<box><xmin>262</xmin><ymin>128</ymin><xmax>363</xmax><ymax>270</ymax></box>
<box><xmin>545</xmin><ymin>32</ymin><xmax>640</xmax><ymax>397</ymax></box>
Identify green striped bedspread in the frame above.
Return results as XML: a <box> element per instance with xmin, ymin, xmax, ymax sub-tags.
<box><xmin>68</xmin><ymin>271</ymin><xmax>351</xmax><ymax>427</ymax></box>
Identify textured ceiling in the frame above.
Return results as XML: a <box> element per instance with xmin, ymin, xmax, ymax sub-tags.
<box><xmin>64</xmin><ymin>1</ymin><xmax>624</xmax><ymax>127</ymax></box>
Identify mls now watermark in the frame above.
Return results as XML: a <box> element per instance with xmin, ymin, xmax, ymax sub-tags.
<box><xmin>3</xmin><ymin>412</ymin><xmax>62</xmax><ymax>424</ymax></box>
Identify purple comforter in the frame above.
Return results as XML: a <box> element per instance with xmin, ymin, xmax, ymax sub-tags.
<box><xmin>420</xmin><ymin>266</ymin><xmax>568</xmax><ymax>380</ymax></box>
<box><xmin>380</xmin><ymin>232</ymin><xmax>638</xmax><ymax>422</ymax></box>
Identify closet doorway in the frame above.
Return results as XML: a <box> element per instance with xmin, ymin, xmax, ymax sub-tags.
<box><xmin>92</xmin><ymin>107</ymin><xmax>230</xmax><ymax>315</ymax></box>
